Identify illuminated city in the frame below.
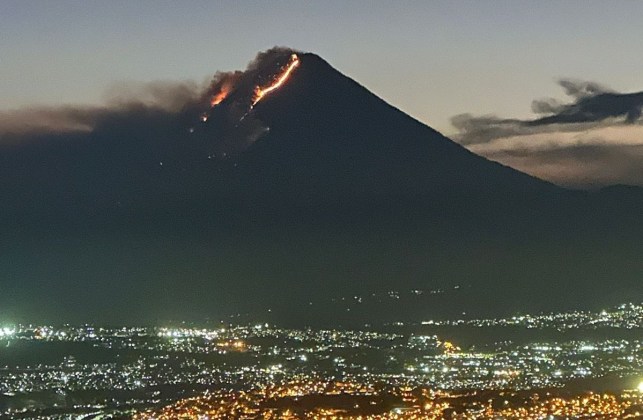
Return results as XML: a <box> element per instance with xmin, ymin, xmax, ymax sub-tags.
<box><xmin>2</xmin><ymin>301</ymin><xmax>643</xmax><ymax>418</ymax></box>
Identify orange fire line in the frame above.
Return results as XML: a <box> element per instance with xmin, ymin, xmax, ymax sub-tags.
<box><xmin>252</xmin><ymin>54</ymin><xmax>300</xmax><ymax>106</ymax></box>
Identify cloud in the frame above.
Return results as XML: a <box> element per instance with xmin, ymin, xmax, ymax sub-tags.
<box><xmin>483</xmin><ymin>143</ymin><xmax>643</xmax><ymax>189</ymax></box>
<box><xmin>557</xmin><ymin>79</ymin><xmax>613</xmax><ymax>100</ymax></box>
<box><xmin>528</xmin><ymin>90</ymin><xmax>643</xmax><ymax>126</ymax></box>
<box><xmin>450</xmin><ymin>79</ymin><xmax>643</xmax><ymax>187</ymax></box>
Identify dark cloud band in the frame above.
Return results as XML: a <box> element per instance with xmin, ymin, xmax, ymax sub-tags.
<box><xmin>450</xmin><ymin>79</ymin><xmax>643</xmax><ymax>187</ymax></box>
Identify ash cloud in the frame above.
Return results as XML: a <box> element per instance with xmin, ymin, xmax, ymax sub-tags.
<box><xmin>450</xmin><ymin>79</ymin><xmax>643</xmax><ymax>187</ymax></box>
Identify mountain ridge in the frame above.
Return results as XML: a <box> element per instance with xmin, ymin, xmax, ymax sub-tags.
<box><xmin>0</xmin><ymin>49</ymin><xmax>641</xmax><ymax>325</ymax></box>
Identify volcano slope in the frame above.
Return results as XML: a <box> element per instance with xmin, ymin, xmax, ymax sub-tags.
<box><xmin>0</xmin><ymin>49</ymin><xmax>641</xmax><ymax>325</ymax></box>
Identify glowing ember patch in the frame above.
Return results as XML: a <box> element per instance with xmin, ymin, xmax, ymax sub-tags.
<box><xmin>210</xmin><ymin>88</ymin><xmax>230</xmax><ymax>107</ymax></box>
<box><xmin>252</xmin><ymin>54</ymin><xmax>300</xmax><ymax>106</ymax></box>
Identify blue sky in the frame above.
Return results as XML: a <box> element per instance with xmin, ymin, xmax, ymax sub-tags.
<box><xmin>2</xmin><ymin>0</ymin><xmax>643</xmax><ymax>133</ymax></box>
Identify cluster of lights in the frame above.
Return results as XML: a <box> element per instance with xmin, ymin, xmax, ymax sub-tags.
<box><xmin>134</xmin><ymin>381</ymin><xmax>643</xmax><ymax>419</ymax></box>
<box><xmin>0</xmin><ymin>327</ymin><xmax>15</xmax><ymax>337</ymax></box>
<box><xmin>2</xmin><ymin>302</ymin><xmax>643</xmax><ymax>418</ymax></box>
<box><xmin>420</xmin><ymin>302</ymin><xmax>643</xmax><ymax>330</ymax></box>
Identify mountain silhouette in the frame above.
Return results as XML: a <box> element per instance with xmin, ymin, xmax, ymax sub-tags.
<box><xmin>231</xmin><ymin>53</ymin><xmax>554</xmax><ymax>200</ymax></box>
<box><xmin>0</xmin><ymin>49</ymin><xmax>641</xmax><ymax>325</ymax></box>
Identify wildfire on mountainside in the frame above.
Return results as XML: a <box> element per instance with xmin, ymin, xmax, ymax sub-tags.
<box><xmin>210</xmin><ymin>86</ymin><xmax>231</xmax><ymax>107</ymax></box>
<box><xmin>251</xmin><ymin>53</ymin><xmax>300</xmax><ymax>107</ymax></box>
<box><xmin>199</xmin><ymin>52</ymin><xmax>300</xmax><ymax>129</ymax></box>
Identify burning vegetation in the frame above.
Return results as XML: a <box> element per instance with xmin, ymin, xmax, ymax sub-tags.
<box><xmin>201</xmin><ymin>49</ymin><xmax>301</xmax><ymax>120</ymax></box>
<box><xmin>252</xmin><ymin>53</ymin><xmax>300</xmax><ymax>107</ymax></box>
<box><xmin>0</xmin><ymin>48</ymin><xmax>303</xmax><ymax>158</ymax></box>
<box><xmin>188</xmin><ymin>48</ymin><xmax>302</xmax><ymax>154</ymax></box>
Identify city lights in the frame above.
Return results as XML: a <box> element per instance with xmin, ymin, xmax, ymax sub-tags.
<box><xmin>2</xmin><ymin>301</ymin><xmax>643</xmax><ymax>417</ymax></box>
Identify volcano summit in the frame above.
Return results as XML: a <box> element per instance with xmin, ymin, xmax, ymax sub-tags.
<box><xmin>0</xmin><ymin>48</ymin><xmax>641</xmax><ymax>325</ymax></box>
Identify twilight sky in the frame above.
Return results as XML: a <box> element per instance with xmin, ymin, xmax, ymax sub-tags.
<box><xmin>2</xmin><ymin>0</ymin><xmax>643</xmax><ymax>186</ymax></box>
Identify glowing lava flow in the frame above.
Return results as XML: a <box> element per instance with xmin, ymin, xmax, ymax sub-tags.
<box><xmin>252</xmin><ymin>54</ymin><xmax>300</xmax><ymax>106</ymax></box>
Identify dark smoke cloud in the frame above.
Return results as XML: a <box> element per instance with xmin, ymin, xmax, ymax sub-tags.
<box><xmin>557</xmin><ymin>79</ymin><xmax>613</xmax><ymax>100</ymax></box>
<box><xmin>452</xmin><ymin>79</ymin><xmax>643</xmax><ymax>145</ymax></box>
<box><xmin>450</xmin><ymin>79</ymin><xmax>643</xmax><ymax>187</ymax></box>
<box><xmin>529</xmin><ymin>90</ymin><xmax>643</xmax><ymax>126</ymax></box>
<box><xmin>0</xmin><ymin>106</ymin><xmax>102</xmax><ymax>139</ymax></box>
<box><xmin>531</xmin><ymin>97</ymin><xmax>565</xmax><ymax>115</ymax></box>
<box><xmin>103</xmin><ymin>80</ymin><xmax>203</xmax><ymax>112</ymax></box>
<box><xmin>450</xmin><ymin>114</ymin><xmax>528</xmax><ymax>146</ymax></box>
<box><xmin>0</xmin><ymin>81</ymin><xmax>202</xmax><ymax>142</ymax></box>
<box><xmin>0</xmin><ymin>46</ymin><xmax>300</xmax><ymax>157</ymax></box>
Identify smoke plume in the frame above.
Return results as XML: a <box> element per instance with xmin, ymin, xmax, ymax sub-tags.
<box><xmin>0</xmin><ymin>47</ymin><xmax>301</xmax><ymax>157</ymax></box>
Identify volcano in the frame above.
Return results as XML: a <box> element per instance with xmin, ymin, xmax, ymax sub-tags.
<box><xmin>222</xmin><ymin>52</ymin><xmax>555</xmax><ymax>200</ymax></box>
<box><xmin>1</xmin><ymin>49</ymin><xmax>556</xmax><ymax>221</ymax></box>
<box><xmin>0</xmin><ymin>48</ymin><xmax>641</xmax><ymax>325</ymax></box>
<box><xmin>178</xmin><ymin>51</ymin><xmax>557</xmax><ymax>209</ymax></box>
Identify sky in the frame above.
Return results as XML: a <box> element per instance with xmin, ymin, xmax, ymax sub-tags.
<box><xmin>1</xmin><ymin>0</ymin><xmax>643</xmax><ymax>186</ymax></box>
